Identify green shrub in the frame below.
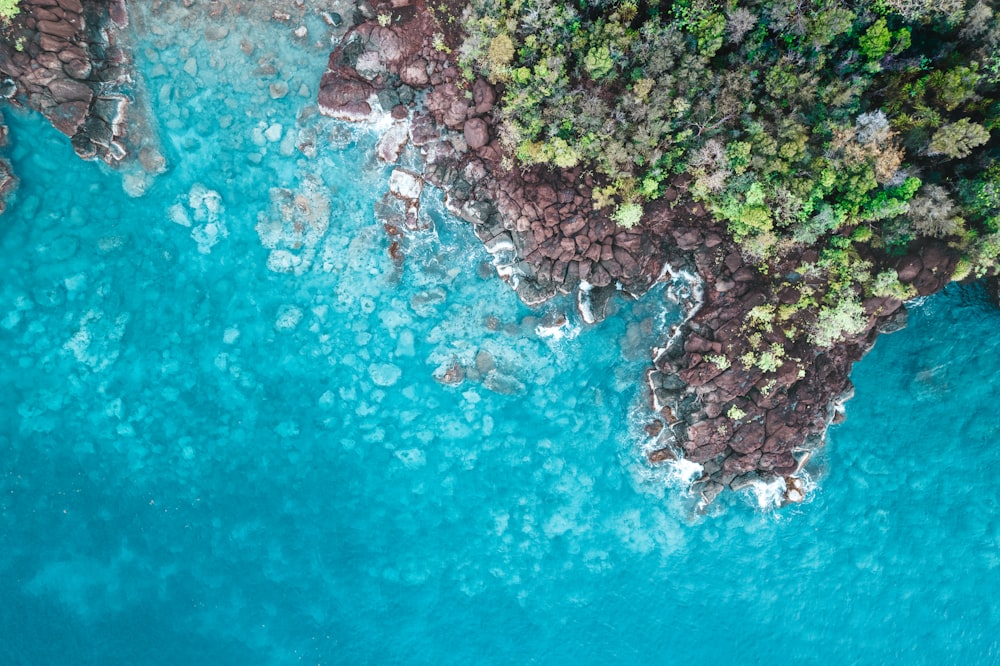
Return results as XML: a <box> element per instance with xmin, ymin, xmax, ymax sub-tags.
<box><xmin>871</xmin><ymin>269</ymin><xmax>916</xmax><ymax>299</ymax></box>
<box><xmin>612</xmin><ymin>202</ymin><xmax>643</xmax><ymax>229</ymax></box>
<box><xmin>705</xmin><ymin>354</ymin><xmax>731</xmax><ymax>370</ymax></box>
<box><xmin>727</xmin><ymin>405</ymin><xmax>747</xmax><ymax>420</ymax></box>
<box><xmin>487</xmin><ymin>34</ymin><xmax>515</xmax><ymax>79</ymax></box>
<box><xmin>951</xmin><ymin>258</ymin><xmax>973</xmax><ymax>282</ymax></box>
<box><xmin>859</xmin><ymin>19</ymin><xmax>892</xmax><ymax>61</ymax></box>
<box><xmin>810</xmin><ymin>298</ymin><xmax>868</xmax><ymax>348</ymax></box>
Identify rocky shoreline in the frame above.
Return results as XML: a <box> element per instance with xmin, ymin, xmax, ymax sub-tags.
<box><xmin>317</xmin><ymin>0</ymin><xmax>965</xmax><ymax>505</ymax></box>
<box><xmin>0</xmin><ymin>0</ymin><xmax>133</xmax><ymax>164</ymax></box>
<box><xmin>0</xmin><ymin>0</ymin><xmax>971</xmax><ymax>507</ymax></box>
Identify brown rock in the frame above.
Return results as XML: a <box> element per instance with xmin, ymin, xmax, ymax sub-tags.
<box><xmin>463</xmin><ymin>117</ymin><xmax>489</xmax><ymax>149</ymax></box>
<box><xmin>921</xmin><ymin>242</ymin><xmax>950</xmax><ymax>273</ymax></box>
<box><xmin>472</xmin><ymin>78</ymin><xmax>496</xmax><ymax>114</ymax></box>
<box><xmin>914</xmin><ymin>268</ymin><xmax>939</xmax><ymax>296</ymax></box>
<box><xmin>679</xmin><ymin>360</ymin><xmax>725</xmax><ymax>387</ymax></box>
<box><xmin>716</xmin><ymin>278</ymin><xmax>736</xmax><ymax>293</ymax></box>
<box><xmin>684</xmin><ymin>333</ymin><xmax>714</xmax><ymax>354</ymax></box>
<box><xmin>686</xmin><ymin>438</ymin><xmax>729</xmax><ymax>464</ymax></box>
<box><xmin>561</xmin><ymin>216</ymin><xmax>587</xmax><ymax>236</ymax></box>
<box><xmin>409</xmin><ymin>113</ymin><xmax>438</xmax><ymax>146</ymax></box>
<box><xmin>723</xmin><ymin>452</ymin><xmax>762</xmax><ymax>478</ymax></box>
<box><xmin>38</xmin><ymin>51</ymin><xmax>62</xmax><ymax>71</ymax></box>
<box><xmin>728</xmin><ymin>422</ymin><xmax>765</xmax><ymax>454</ymax></box>
<box><xmin>433</xmin><ymin>359</ymin><xmax>465</xmax><ymax>385</ymax></box>
<box><xmin>800</xmin><ymin>249</ymin><xmax>819</xmax><ymax>265</ymax></box>
<box><xmin>400</xmin><ymin>58</ymin><xmax>429</xmax><ymax>87</ymax></box>
<box><xmin>368</xmin><ymin>26</ymin><xmax>403</xmax><ymax>63</ymax></box>
<box><xmin>443</xmin><ymin>99</ymin><xmax>470</xmax><ymax>128</ymax></box>
<box><xmin>57</xmin><ymin>43</ymin><xmax>89</xmax><ymax>65</ymax></box>
<box><xmin>648</xmin><ymin>447</ymin><xmax>676</xmax><ymax>463</ymax></box>
<box><xmin>109</xmin><ymin>0</ymin><xmax>128</xmax><ymax>27</ymax></box>
<box><xmin>759</xmin><ymin>451</ymin><xmax>798</xmax><ymax>475</ymax></box>
<box><xmin>317</xmin><ymin>71</ymin><xmax>374</xmax><ymax>121</ymax></box>
<box><xmin>49</xmin><ymin>100</ymin><xmax>89</xmax><ymax>135</ymax></box>
<box><xmin>612</xmin><ymin>246</ymin><xmax>639</xmax><ymax>276</ymax></box>
<box><xmin>896</xmin><ymin>256</ymin><xmax>922</xmax><ymax>282</ymax></box>
<box><xmin>37</xmin><ymin>19</ymin><xmax>78</xmax><ymax>40</ymax></box>
<box><xmin>39</xmin><ymin>32</ymin><xmax>68</xmax><ymax>53</ymax></box>
<box><xmin>778</xmin><ymin>286</ymin><xmax>800</xmax><ymax>304</ymax></box>
<box><xmin>62</xmin><ymin>57</ymin><xmax>92</xmax><ymax>80</ymax></box>
<box><xmin>674</xmin><ymin>228</ymin><xmax>702</xmax><ymax>250</ymax></box>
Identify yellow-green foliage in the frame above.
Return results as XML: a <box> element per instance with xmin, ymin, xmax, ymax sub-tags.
<box><xmin>810</xmin><ymin>298</ymin><xmax>868</xmax><ymax>348</ymax></box>
<box><xmin>950</xmin><ymin>258</ymin><xmax>973</xmax><ymax>282</ymax></box>
<box><xmin>727</xmin><ymin>405</ymin><xmax>747</xmax><ymax>420</ymax></box>
<box><xmin>871</xmin><ymin>269</ymin><xmax>916</xmax><ymax>299</ymax></box>
<box><xmin>704</xmin><ymin>354</ymin><xmax>731</xmax><ymax>371</ymax></box>
<box><xmin>0</xmin><ymin>0</ymin><xmax>19</xmax><ymax>22</ymax></box>
<box><xmin>612</xmin><ymin>202</ymin><xmax>643</xmax><ymax>229</ymax></box>
<box><xmin>486</xmin><ymin>33</ymin><xmax>514</xmax><ymax>79</ymax></box>
<box><xmin>747</xmin><ymin>304</ymin><xmax>775</xmax><ymax>328</ymax></box>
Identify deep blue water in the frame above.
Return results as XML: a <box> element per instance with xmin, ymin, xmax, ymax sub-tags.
<box><xmin>2</xmin><ymin>6</ymin><xmax>1000</xmax><ymax>665</ymax></box>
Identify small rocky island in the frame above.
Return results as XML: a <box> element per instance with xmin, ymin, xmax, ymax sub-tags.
<box><xmin>3</xmin><ymin>0</ymin><xmax>998</xmax><ymax>506</ymax></box>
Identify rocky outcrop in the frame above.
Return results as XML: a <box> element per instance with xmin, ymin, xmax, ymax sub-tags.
<box><xmin>318</xmin><ymin>0</ymin><xmax>964</xmax><ymax>506</ymax></box>
<box><xmin>643</xmin><ymin>218</ymin><xmax>959</xmax><ymax>504</ymax></box>
<box><xmin>0</xmin><ymin>0</ymin><xmax>133</xmax><ymax>164</ymax></box>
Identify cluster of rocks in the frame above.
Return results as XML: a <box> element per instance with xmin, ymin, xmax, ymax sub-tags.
<box><xmin>320</xmin><ymin>0</ymin><xmax>966</xmax><ymax>505</ymax></box>
<box><xmin>0</xmin><ymin>0</ymin><xmax>132</xmax><ymax>164</ymax></box>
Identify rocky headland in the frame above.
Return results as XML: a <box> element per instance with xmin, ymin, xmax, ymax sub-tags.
<box><xmin>317</xmin><ymin>0</ymin><xmax>967</xmax><ymax>505</ymax></box>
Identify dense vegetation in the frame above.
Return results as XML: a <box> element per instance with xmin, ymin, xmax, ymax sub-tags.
<box><xmin>457</xmin><ymin>0</ymin><xmax>999</xmax><ymax>349</ymax></box>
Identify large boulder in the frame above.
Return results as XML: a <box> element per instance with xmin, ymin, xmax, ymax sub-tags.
<box><xmin>464</xmin><ymin>118</ymin><xmax>489</xmax><ymax>150</ymax></box>
<box><xmin>318</xmin><ymin>68</ymin><xmax>375</xmax><ymax>121</ymax></box>
<box><xmin>399</xmin><ymin>58</ymin><xmax>429</xmax><ymax>87</ymax></box>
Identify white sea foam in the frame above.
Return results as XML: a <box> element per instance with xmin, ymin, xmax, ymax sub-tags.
<box><xmin>665</xmin><ymin>266</ymin><xmax>704</xmax><ymax>325</ymax></box>
<box><xmin>535</xmin><ymin>317</ymin><xmax>580</xmax><ymax>342</ymax></box>
<box><xmin>744</xmin><ymin>476</ymin><xmax>789</xmax><ymax>511</ymax></box>
<box><xmin>576</xmin><ymin>280</ymin><xmax>595</xmax><ymax>324</ymax></box>
<box><xmin>669</xmin><ymin>458</ymin><xmax>705</xmax><ymax>487</ymax></box>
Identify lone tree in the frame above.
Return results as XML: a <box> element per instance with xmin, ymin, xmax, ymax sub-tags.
<box><xmin>928</xmin><ymin>119</ymin><xmax>992</xmax><ymax>160</ymax></box>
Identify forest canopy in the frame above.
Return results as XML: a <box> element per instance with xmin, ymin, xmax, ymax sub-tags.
<box><xmin>457</xmin><ymin>0</ymin><xmax>1000</xmax><ymax>280</ymax></box>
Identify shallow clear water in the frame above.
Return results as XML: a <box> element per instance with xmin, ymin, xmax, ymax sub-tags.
<box><xmin>3</xmin><ymin>7</ymin><xmax>1000</xmax><ymax>665</ymax></box>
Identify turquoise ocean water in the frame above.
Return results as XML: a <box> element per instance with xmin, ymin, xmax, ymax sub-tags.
<box><xmin>2</xmin><ymin>7</ymin><xmax>999</xmax><ymax>664</ymax></box>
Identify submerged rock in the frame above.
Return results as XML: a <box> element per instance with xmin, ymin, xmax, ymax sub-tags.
<box><xmin>433</xmin><ymin>359</ymin><xmax>465</xmax><ymax>386</ymax></box>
